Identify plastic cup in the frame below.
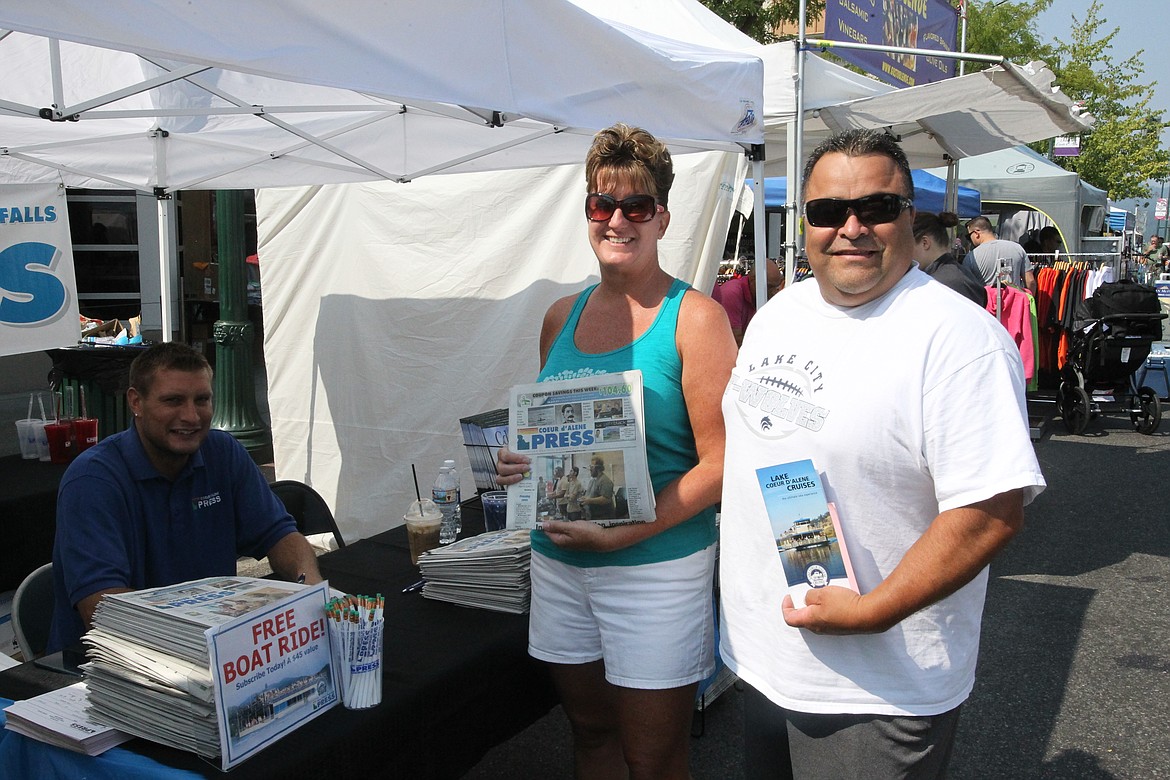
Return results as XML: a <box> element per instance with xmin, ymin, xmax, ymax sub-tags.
<box><xmin>481</xmin><ymin>490</ymin><xmax>508</xmax><ymax>532</ymax></box>
<box><xmin>72</xmin><ymin>417</ymin><xmax>99</xmax><ymax>454</ymax></box>
<box><xmin>404</xmin><ymin>499</ymin><xmax>443</xmax><ymax>565</ymax></box>
<box><xmin>15</xmin><ymin>419</ymin><xmax>40</xmax><ymax>459</ymax></box>
<box><xmin>44</xmin><ymin>421</ymin><xmax>75</xmax><ymax>464</ymax></box>
<box><xmin>35</xmin><ymin>421</ymin><xmax>51</xmax><ymax>462</ymax></box>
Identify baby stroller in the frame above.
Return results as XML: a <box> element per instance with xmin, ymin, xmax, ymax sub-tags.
<box><xmin>1059</xmin><ymin>279</ymin><xmax>1166</xmax><ymax>435</ymax></box>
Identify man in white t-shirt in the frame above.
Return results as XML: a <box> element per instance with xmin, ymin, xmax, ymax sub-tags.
<box><xmin>719</xmin><ymin>130</ymin><xmax>1046</xmax><ymax>779</ymax></box>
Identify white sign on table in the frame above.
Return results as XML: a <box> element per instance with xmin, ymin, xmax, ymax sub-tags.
<box><xmin>206</xmin><ymin>581</ymin><xmax>339</xmax><ymax>770</ymax></box>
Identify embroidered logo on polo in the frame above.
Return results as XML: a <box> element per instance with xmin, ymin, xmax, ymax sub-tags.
<box><xmin>728</xmin><ymin>352</ymin><xmax>829</xmax><ymax>439</ymax></box>
<box><xmin>193</xmin><ymin>492</ymin><xmax>222</xmax><ymax>510</ymax></box>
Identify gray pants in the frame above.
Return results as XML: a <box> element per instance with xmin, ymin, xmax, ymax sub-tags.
<box><xmin>743</xmin><ymin>684</ymin><xmax>962</xmax><ymax>779</ymax></box>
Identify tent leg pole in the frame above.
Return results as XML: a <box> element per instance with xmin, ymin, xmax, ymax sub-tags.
<box><xmin>157</xmin><ymin>195</ymin><xmax>173</xmax><ymax>342</ymax></box>
<box><xmin>752</xmin><ymin>156</ymin><xmax>767</xmax><ymax>304</ymax></box>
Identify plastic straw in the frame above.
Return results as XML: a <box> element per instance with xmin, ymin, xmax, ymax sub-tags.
<box><xmin>80</xmin><ymin>385</ymin><xmax>88</xmax><ymax>419</ymax></box>
<box><xmin>411</xmin><ymin>464</ymin><xmax>422</xmax><ymax>514</ymax></box>
<box><xmin>37</xmin><ymin>392</ymin><xmax>47</xmax><ymax>421</ymax></box>
<box><xmin>26</xmin><ymin>393</ymin><xmax>33</xmax><ymax>421</ymax></box>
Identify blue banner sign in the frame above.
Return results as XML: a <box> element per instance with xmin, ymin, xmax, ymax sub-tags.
<box><xmin>824</xmin><ymin>0</ymin><xmax>959</xmax><ymax>88</ymax></box>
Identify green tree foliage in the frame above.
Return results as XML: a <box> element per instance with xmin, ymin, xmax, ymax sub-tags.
<box><xmin>699</xmin><ymin>0</ymin><xmax>825</xmax><ymax>43</ymax></box>
<box><xmin>1044</xmin><ymin>1</ymin><xmax>1169</xmax><ymax>199</ymax></box>
<box><xmin>960</xmin><ymin>0</ymin><xmax>1057</xmax><ymax>74</ymax></box>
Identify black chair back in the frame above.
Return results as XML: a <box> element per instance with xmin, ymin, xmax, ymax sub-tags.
<box><xmin>269</xmin><ymin>480</ymin><xmax>346</xmax><ymax>549</ymax></box>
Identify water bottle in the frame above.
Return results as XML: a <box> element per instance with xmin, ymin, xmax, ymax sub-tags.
<box><xmin>433</xmin><ymin>463</ymin><xmax>459</xmax><ymax>544</ymax></box>
<box><xmin>444</xmin><ymin>458</ymin><xmax>463</xmax><ymax>533</ymax></box>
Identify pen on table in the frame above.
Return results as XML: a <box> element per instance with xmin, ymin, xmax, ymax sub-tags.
<box><xmin>402</xmin><ymin>579</ymin><xmax>426</xmax><ymax>593</ymax></box>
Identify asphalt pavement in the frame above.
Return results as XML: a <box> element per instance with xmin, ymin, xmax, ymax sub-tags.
<box><xmin>464</xmin><ymin>405</ymin><xmax>1170</xmax><ymax>779</ymax></box>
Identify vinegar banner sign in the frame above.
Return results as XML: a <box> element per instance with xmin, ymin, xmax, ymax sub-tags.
<box><xmin>0</xmin><ymin>183</ymin><xmax>79</xmax><ymax>357</ymax></box>
<box><xmin>825</xmin><ymin>0</ymin><xmax>960</xmax><ymax>88</ymax></box>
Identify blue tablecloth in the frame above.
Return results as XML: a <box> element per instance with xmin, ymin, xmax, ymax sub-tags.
<box><xmin>0</xmin><ymin>697</ymin><xmax>203</xmax><ymax>779</ymax></box>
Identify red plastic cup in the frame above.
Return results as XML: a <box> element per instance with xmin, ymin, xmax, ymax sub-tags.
<box><xmin>44</xmin><ymin>421</ymin><xmax>75</xmax><ymax>464</ymax></box>
<box><xmin>73</xmin><ymin>417</ymin><xmax>99</xmax><ymax>454</ymax></box>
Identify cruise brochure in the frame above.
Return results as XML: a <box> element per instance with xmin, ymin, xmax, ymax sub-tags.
<box><xmin>756</xmin><ymin>459</ymin><xmax>857</xmax><ymax>608</ymax></box>
<box><xmin>507</xmin><ymin>370</ymin><xmax>654</xmax><ymax>529</ymax></box>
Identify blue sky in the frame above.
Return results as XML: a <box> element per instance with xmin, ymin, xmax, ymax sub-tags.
<box><xmin>1034</xmin><ymin>1</ymin><xmax>1169</xmax><ymax>224</ymax></box>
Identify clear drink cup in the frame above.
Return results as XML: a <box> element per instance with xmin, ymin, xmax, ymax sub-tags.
<box><xmin>404</xmin><ymin>499</ymin><xmax>443</xmax><ymax>565</ymax></box>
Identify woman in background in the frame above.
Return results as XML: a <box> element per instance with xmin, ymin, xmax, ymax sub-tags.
<box><xmin>913</xmin><ymin>210</ymin><xmax>988</xmax><ymax>307</ymax></box>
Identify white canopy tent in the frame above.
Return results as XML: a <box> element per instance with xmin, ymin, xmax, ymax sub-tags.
<box><xmin>0</xmin><ymin>0</ymin><xmax>766</xmax><ymax>340</ymax></box>
<box><xmin>0</xmin><ymin>0</ymin><xmax>770</xmax><ymax>538</ymax></box>
<box><xmin>768</xmin><ymin>57</ymin><xmax>1093</xmax><ymax>172</ymax></box>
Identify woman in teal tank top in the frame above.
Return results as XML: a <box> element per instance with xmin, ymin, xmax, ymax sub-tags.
<box><xmin>496</xmin><ymin>124</ymin><xmax>737</xmax><ymax>777</ymax></box>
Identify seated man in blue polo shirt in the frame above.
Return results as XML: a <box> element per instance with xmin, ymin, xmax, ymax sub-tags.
<box><xmin>47</xmin><ymin>342</ymin><xmax>323</xmax><ymax>653</ymax></box>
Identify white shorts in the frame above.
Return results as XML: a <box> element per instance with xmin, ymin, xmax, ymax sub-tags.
<box><xmin>528</xmin><ymin>544</ymin><xmax>717</xmax><ymax>690</ymax></box>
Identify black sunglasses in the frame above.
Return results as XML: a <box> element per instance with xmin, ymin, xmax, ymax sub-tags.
<box><xmin>585</xmin><ymin>193</ymin><xmax>661</xmax><ymax>224</ymax></box>
<box><xmin>803</xmin><ymin>193</ymin><xmax>913</xmax><ymax>228</ymax></box>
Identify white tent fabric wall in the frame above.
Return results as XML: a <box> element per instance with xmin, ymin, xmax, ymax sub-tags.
<box><xmin>257</xmin><ymin>152</ymin><xmax>746</xmax><ymax>542</ymax></box>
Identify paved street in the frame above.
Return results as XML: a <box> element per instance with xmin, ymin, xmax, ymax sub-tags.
<box><xmin>466</xmin><ymin>406</ymin><xmax>1170</xmax><ymax>779</ymax></box>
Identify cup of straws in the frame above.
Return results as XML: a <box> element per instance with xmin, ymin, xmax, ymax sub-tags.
<box><xmin>326</xmin><ymin>594</ymin><xmax>385</xmax><ymax>710</ymax></box>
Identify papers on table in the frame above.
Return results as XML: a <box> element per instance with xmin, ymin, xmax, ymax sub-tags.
<box><xmin>3</xmin><ymin>682</ymin><xmax>132</xmax><ymax>756</ymax></box>
<box><xmin>83</xmin><ymin>577</ymin><xmax>339</xmax><ymax>769</ymax></box>
<box><xmin>418</xmin><ymin>529</ymin><xmax>532</xmax><ymax>614</ymax></box>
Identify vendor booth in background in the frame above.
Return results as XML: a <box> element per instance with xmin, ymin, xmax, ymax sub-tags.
<box><xmin>926</xmin><ymin>145</ymin><xmax>1108</xmax><ymax>255</ymax></box>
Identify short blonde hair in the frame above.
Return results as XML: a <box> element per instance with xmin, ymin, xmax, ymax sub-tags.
<box><xmin>585</xmin><ymin>123</ymin><xmax>674</xmax><ymax>210</ymax></box>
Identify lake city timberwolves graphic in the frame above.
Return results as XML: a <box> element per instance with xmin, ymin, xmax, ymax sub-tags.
<box><xmin>727</xmin><ymin>351</ymin><xmax>830</xmax><ymax>439</ymax></box>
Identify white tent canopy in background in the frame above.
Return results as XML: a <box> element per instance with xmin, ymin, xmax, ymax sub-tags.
<box><xmin>771</xmin><ymin>58</ymin><xmax>1094</xmax><ymax>173</ymax></box>
<box><xmin>0</xmin><ymin>0</ymin><xmax>764</xmax><ymax>190</ymax></box>
<box><xmin>926</xmin><ymin>145</ymin><xmax>1107</xmax><ymax>254</ymax></box>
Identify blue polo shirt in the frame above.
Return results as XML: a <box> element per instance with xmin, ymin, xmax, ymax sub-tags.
<box><xmin>47</xmin><ymin>427</ymin><xmax>297</xmax><ymax>653</ymax></box>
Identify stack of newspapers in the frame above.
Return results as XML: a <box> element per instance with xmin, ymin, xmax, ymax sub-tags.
<box><xmin>82</xmin><ymin>577</ymin><xmax>308</xmax><ymax>759</ymax></box>
<box><xmin>419</xmin><ymin>529</ymin><xmax>532</xmax><ymax>614</ymax></box>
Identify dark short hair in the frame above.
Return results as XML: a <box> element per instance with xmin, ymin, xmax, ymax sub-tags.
<box><xmin>586</xmin><ymin>123</ymin><xmax>675</xmax><ymax>210</ymax></box>
<box><xmin>913</xmin><ymin>211</ymin><xmax>959</xmax><ymax>246</ymax></box>
<box><xmin>129</xmin><ymin>342</ymin><xmax>212</xmax><ymax>396</ymax></box>
<box><xmin>800</xmin><ymin>130</ymin><xmax>914</xmax><ymax>201</ymax></box>
<box><xmin>965</xmin><ymin>216</ymin><xmax>993</xmax><ymax>235</ymax></box>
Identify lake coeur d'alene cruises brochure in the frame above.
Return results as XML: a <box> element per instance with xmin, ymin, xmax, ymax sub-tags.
<box><xmin>756</xmin><ymin>459</ymin><xmax>858</xmax><ymax>609</ymax></box>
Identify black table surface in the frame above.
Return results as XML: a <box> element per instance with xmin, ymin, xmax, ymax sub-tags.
<box><xmin>0</xmin><ymin>454</ymin><xmax>69</xmax><ymax>592</ymax></box>
<box><xmin>0</xmin><ymin>513</ymin><xmax>556</xmax><ymax>779</ymax></box>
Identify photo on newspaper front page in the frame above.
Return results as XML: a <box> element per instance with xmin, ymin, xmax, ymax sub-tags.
<box><xmin>506</xmin><ymin>370</ymin><xmax>655</xmax><ymax>529</ymax></box>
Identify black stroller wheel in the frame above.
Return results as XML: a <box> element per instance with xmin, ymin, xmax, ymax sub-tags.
<box><xmin>1060</xmin><ymin>384</ymin><xmax>1092</xmax><ymax>435</ymax></box>
<box><xmin>1131</xmin><ymin>387</ymin><xmax>1162</xmax><ymax>434</ymax></box>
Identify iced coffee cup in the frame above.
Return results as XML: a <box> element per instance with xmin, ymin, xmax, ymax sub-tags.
<box><xmin>405</xmin><ymin>499</ymin><xmax>443</xmax><ymax>565</ymax></box>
